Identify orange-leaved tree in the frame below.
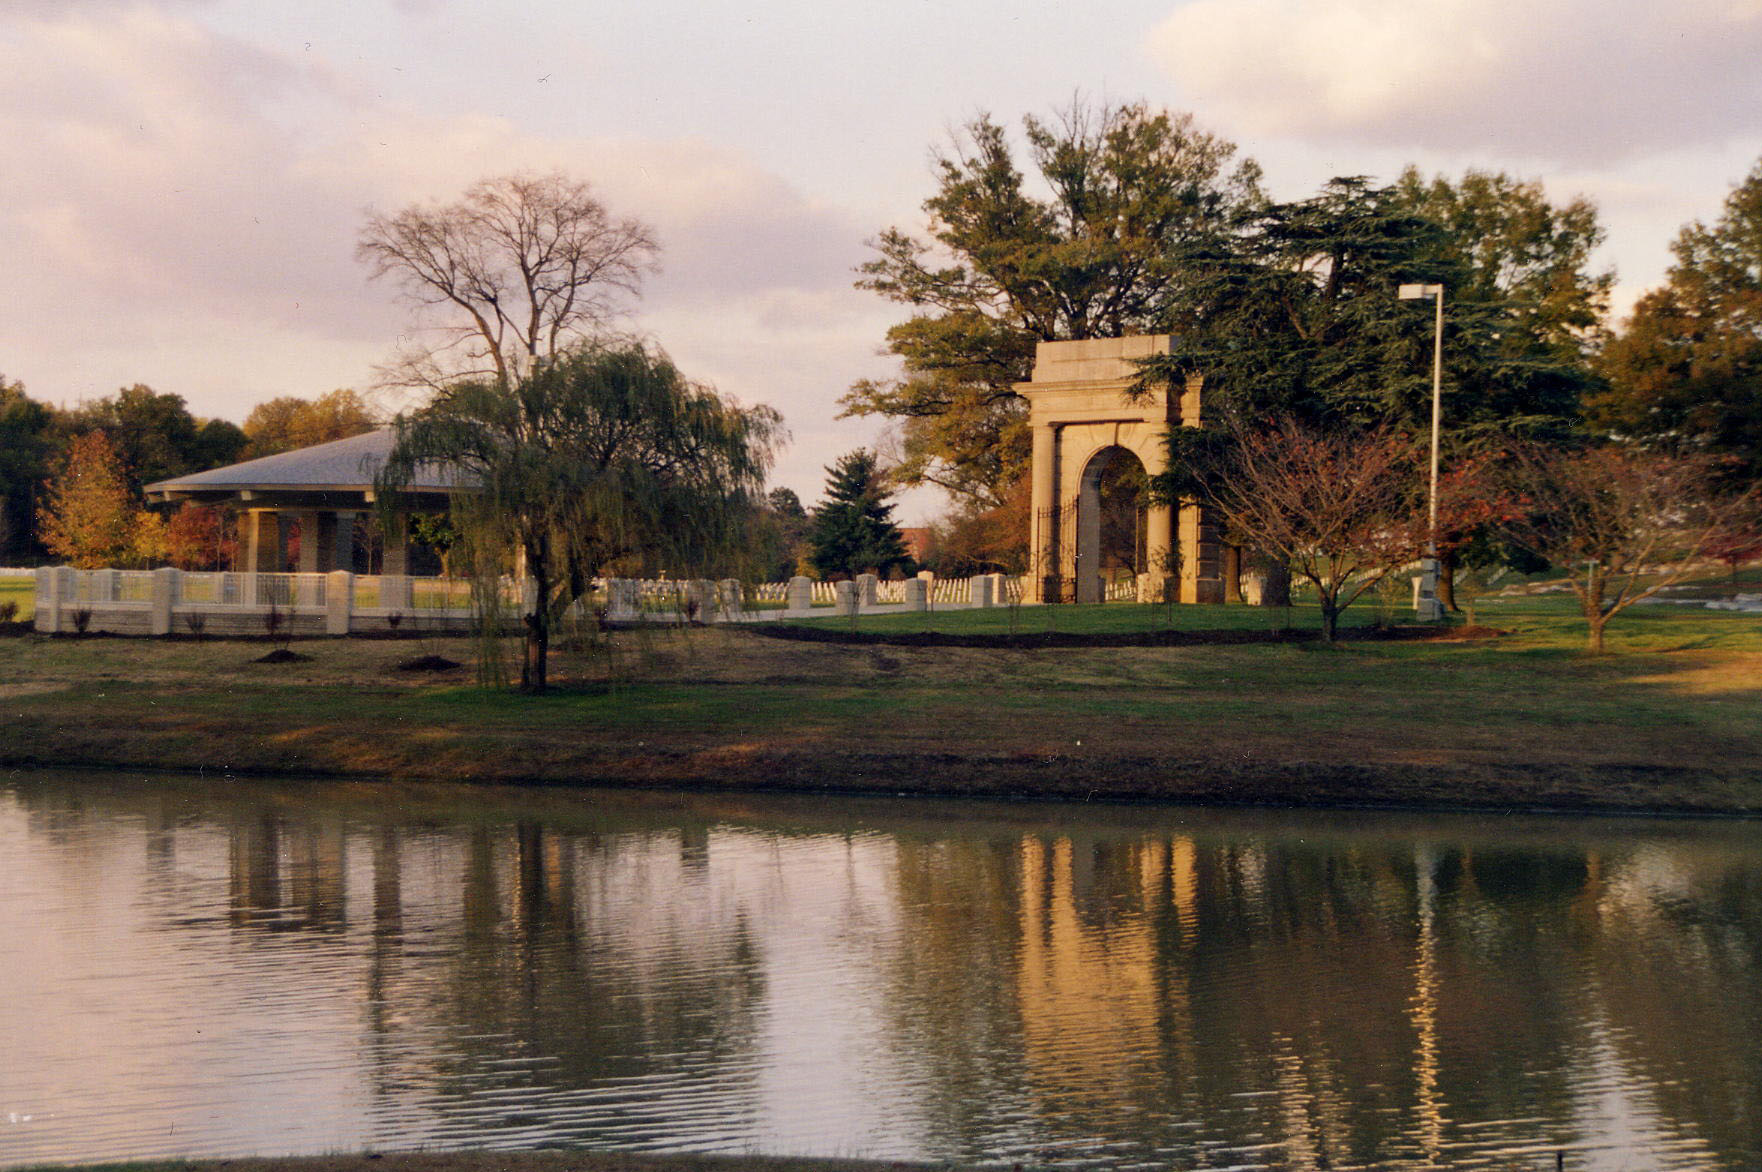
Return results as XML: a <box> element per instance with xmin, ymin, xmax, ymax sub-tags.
<box><xmin>38</xmin><ymin>431</ymin><xmax>143</xmax><ymax>568</ymax></box>
<box><xmin>1499</xmin><ymin>445</ymin><xmax>1758</xmax><ymax>651</ymax></box>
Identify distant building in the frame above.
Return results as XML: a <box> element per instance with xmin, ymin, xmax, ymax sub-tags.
<box><xmin>899</xmin><ymin>527</ymin><xmax>932</xmax><ymax>565</ymax></box>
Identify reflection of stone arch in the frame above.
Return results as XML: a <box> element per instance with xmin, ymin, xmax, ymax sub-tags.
<box><xmin>1021</xmin><ymin>337</ymin><xmax>1220</xmax><ymax>604</ymax></box>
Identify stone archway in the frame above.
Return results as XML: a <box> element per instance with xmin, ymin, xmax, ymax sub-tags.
<box><xmin>1075</xmin><ymin>445</ymin><xmax>1148</xmax><ymax>603</ymax></box>
<box><xmin>1020</xmin><ymin>336</ymin><xmax>1221</xmax><ymax>605</ymax></box>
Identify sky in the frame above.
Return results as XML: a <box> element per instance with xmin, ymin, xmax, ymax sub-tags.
<box><xmin>4</xmin><ymin>0</ymin><xmax>1760</xmax><ymax>522</ymax></box>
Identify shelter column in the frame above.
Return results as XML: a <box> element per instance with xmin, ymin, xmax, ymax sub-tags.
<box><xmin>243</xmin><ymin>510</ymin><xmax>282</xmax><ymax>573</ymax></box>
<box><xmin>1030</xmin><ymin>423</ymin><xmax>1059</xmax><ymax>603</ymax></box>
<box><xmin>290</xmin><ymin>509</ymin><xmax>321</xmax><ymax>574</ymax></box>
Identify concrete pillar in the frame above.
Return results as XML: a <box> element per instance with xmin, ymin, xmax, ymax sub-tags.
<box><xmin>904</xmin><ymin>578</ymin><xmax>927</xmax><ymax>611</ymax></box>
<box><xmin>787</xmin><ymin>575</ymin><xmax>812</xmax><ymax>612</ymax></box>
<box><xmin>1223</xmin><ymin>545</ymin><xmax>1244</xmax><ymax>603</ymax></box>
<box><xmin>856</xmin><ymin>573</ymin><xmax>879</xmax><ymax>606</ymax></box>
<box><xmin>243</xmin><ymin>510</ymin><xmax>281</xmax><ymax>573</ymax></box>
<box><xmin>988</xmin><ymin>572</ymin><xmax>1009</xmax><ymax>606</ymax></box>
<box><xmin>325</xmin><ymin>571</ymin><xmax>354</xmax><ymax>635</ymax></box>
<box><xmin>33</xmin><ymin>566</ymin><xmax>58</xmax><ymax>633</ymax></box>
<box><xmin>290</xmin><ymin>509</ymin><xmax>320</xmax><ymax>574</ymax></box>
<box><xmin>149</xmin><ymin>566</ymin><xmax>177</xmax><ymax>635</ymax></box>
<box><xmin>972</xmin><ymin>574</ymin><xmax>995</xmax><ymax>608</ymax></box>
<box><xmin>834</xmin><ymin>579</ymin><xmax>859</xmax><ymax>616</ymax></box>
<box><xmin>53</xmin><ymin>566</ymin><xmax>76</xmax><ymax>630</ymax></box>
<box><xmin>1144</xmin><ymin>501</ymin><xmax>1174</xmax><ymax>603</ymax></box>
<box><xmin>1029</xmin><ymin>424</ymin><xmax>1059</xmax><ymax>603</ymax></box>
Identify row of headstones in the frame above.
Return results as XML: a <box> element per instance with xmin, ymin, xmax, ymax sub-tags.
<box><xmin>600</xmin><ymin>573</ymin><xmax>1015</xmax><ymax>622</ymax></box>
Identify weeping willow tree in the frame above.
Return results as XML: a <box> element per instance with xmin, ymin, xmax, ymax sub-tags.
<box><xmin>379</xmin><ymin>341</ymin><xmax>782</xmax><ymax>692</ymax></box>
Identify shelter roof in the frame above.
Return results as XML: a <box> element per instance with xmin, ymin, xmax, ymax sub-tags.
<box><xmin>144</xmin><ymin>429</ymin><xmax>470</xmax><ymax>505</ymax></box>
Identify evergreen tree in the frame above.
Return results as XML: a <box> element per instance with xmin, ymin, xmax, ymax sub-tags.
<box><xmin>809</xmin><ymin>450</ymin><xmax>911</xmax><ymax>578</ymax></box>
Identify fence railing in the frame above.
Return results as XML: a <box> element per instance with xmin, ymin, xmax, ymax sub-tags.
<box><xmin>32</xmin><ymin>566</ymin><xmax>1110</xmax><ymax>636</ymax></box>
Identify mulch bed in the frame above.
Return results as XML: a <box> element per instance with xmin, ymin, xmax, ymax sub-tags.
<box><xmin>397</xmin><ymin>654</ymin><xmax>464</xmax><ymax>672</ymax></box>
<box><xmin>252</xmin><ymin>648</ymin><xmax>313</xmax><ymax>664</ymax></box>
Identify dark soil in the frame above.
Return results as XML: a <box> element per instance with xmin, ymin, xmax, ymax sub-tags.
<box><xmin>746</xmin><ymin>622</ymin><xmax>1490</xmax><ymax>650</ymax></box>
<box><xmin>253</xmin><ymin>648</ymin><xmax>313</xmax><ymax>664</ymax></box>
<box><xmin>397</xmin><ymin>653</ymin><xmax>464</xmax><ymax>672</ymax></box>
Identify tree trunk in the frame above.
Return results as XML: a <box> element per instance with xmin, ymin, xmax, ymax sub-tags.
<box><xmin>1319</xmin><ymin>596</ymin><xmax>1339</xmax><ymax>643</ymax></box>
<box><xmin>1587</xmin><ymin>614</ymin><xmax>1607</xmax><ymax>653</ymax></box>
<box><xmin>1223</xmin><ymin>545</ymin><xmax>1244</xmax><ymax>603</ymax></box>
<box><xmin>1437</xmin><ymin>549</ymin><xmax>1458</xmax><ymax>611</ymax></box>
<box><xmin>522</xmin><ymin>567</ymin><xmax>549</xmax><ymax>693</ymax></box>
<box><xmin>1260</xmin><ymin>559</ymin><xmax>1292</xmax><ymax>607</ymax></box>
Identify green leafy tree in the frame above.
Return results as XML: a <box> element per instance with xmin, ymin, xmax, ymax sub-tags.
<box><xmin>380</xmin><ymin>342</ymin><xmax>781</xmax><ymax>693</ymax></box>
<box><xmin>1590</xmin><ymin>159</ymin><xmax>1762</xmax><ymax>480</ymax></box>
<box><xmin>38</xmin><ymin>431</ymin><xmax>143</xmax><ymax>568</ymax></box>
<box><xmin>844</xmin><ymin>101</ymin><xmax>1263</xmax><ymax>507</ymax></box>
<box><xmin>0</xmin><ymin>376</ymin><xmax>56</xmax><ymax>561</ymax></box>
<box><xmin>60</xmin><ymin>385</ymin><xmax>239</xmax><ymax>489</ymax></box>
<box><xmin>809</xmin><ymin>450</ymin><xmax>911</xmax><ymax>579</ymax></box>
<box><xmin>1152</xmin><ymin>174</ymin><xmax>1607</xmax><ymax>605</ymax></box>
<box><xmin>242</xmin><ymin>389</ymin><xmax>379</xmax><ymax>458</ymax></box>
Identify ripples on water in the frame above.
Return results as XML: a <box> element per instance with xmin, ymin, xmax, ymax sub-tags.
<box><xmin>0</xmin><ymin>772</ymin><xmax>1758</xmax><ymax>1170</ymax></box>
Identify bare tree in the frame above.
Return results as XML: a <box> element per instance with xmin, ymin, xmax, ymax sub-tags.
<box><xmin>1208</xmin><ymin>423</ymin><xmax>1432</xmax><ymax>642</ymax></box>
<box><xmin>1499</xmin><ymin>445</ymin><xmax>1758</xmax><ymax>652</ymax></box>
<box><xmin>358</xmin><ymin>173</ymin><xmax>659</xmax><ymax>389</ymax></box>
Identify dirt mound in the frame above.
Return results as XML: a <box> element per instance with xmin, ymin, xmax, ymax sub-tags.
<box><xmin>397</xmin><ymin>654</ymin><xmax>463</xmax><ymax>672</ymax></box>
<box><xmin>252</xmin><ymin>648</ymin><xmax>312</xmax><ymax>664</ymax></box>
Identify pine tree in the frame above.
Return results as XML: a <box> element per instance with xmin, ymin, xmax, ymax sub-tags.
<box><xmin>809</xmin><ymin>450</ymin><xmax>910</xmax><ymax>578</ymax></box>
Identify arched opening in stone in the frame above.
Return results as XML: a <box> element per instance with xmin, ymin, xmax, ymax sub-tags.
<box><xmin>1076</xmin><ymin>445</ymin><xmax>1149</xmax><ymax>603</ymax></box>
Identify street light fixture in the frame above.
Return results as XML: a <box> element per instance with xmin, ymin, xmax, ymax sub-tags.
<box><xmin>1398</xmin><ymin>282</ymin><xmax>1445</xmax><ymax>622</ymax></box>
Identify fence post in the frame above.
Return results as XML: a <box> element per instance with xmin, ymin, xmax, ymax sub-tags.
<box><xmin>857</xmin><ymin>573</ymin><xmax>879</xmax><ymax>607</ymax></box>
<box><xmin>33</xmin><ymin>566</ymin><xmax>58</xmax><ymax>633</ymax></box>
<box><xmin>987</xmin><ymin>573</ymin><xmax>1007</xmax><ymax>607</ymax></box>
<box><xmin>905</xmin><ymin>578</ymin><xmax>927</xmax><ymax>612</ymax></box>
<box><xmin>835</xmin><ymin>579</ymin><xmax>859</xmax><ymax>617</ymax></box>
<box><xmin>326</xmin><ymin>571</ymin><xmax>354</xmax><ymax>635</ymax></box>
<box><xmin>971</xmin><ymin>574</ymin><xmax>995</xmax><ymax>608</ymax></box>
<box><xmin>787</xmin><ymin>575</ymin><xmax>812</xmax><ymax>614</ymax></box>
<box><xmin>150</xmin><ymin>567</ymin><xmax>177</xmax><ymax>635</ymax></box>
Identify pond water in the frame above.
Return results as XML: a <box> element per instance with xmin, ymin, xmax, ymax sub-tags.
<box><xmin>1</xmin><ymin>771</ymin><xmax>1758</xmax><ymax>1171</ymax></box>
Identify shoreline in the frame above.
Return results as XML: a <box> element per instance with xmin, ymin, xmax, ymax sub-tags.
<box><xmin>8</xmin><ymin>1153</ymin><xmax>956</xmax><ymax>1172</ymax></box>
<box><xmin>5</xmin><ymin>742</ymin><xmax>1758</xmax><ymax>819</ymax></box>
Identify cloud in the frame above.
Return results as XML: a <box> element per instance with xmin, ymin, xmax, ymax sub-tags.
<box><xmin>0</xmin><ymin>3</ymin><xmax>877</xmax><ymax>458</ymax></box>
<box><xmin>1148</xmin><ymin>0</ymin><xmax>1762</xmax><ymax>163</ymax></box>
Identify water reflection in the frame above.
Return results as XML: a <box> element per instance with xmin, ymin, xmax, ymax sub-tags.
<box><xmin>0</xmin><ymin>773</ymin><xmax>1758</xmax><ymax>1170</ymax></box>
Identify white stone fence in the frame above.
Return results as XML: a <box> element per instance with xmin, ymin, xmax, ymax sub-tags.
<box><xmin>31</xmin><ymin>566</ymin><xmax>1036</xmax><ymax>636</ymax></box>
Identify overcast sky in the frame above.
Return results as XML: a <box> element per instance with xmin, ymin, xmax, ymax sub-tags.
<box><xmin>4</xmin><ymin>0</ymin><xmax>1759</xmax><ymax>520</ymax></box>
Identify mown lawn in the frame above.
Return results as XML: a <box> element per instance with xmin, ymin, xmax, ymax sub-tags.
<box><xmin>2</xmin><ymin>573</ymin><xmax>1758</xmax><ymax>813</ymax></box>
<box><xmin>0</xmin><ymin>573</ymin><xmax>34</xmax><ymax>621</ymax></box>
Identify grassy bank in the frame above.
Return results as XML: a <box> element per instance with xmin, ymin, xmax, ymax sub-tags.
<box><xmin>2</xmin><ymin>585</ymin><xmax>1759</xmax><ymax>815</ymax></box>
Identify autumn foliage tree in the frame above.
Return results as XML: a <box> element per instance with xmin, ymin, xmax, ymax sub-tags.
<box><xmin>1204</xmin><ymin>422</ymin><xmax>1436</xmax><ymax>642</ymax></box>
<box><xmin>38</xmin><ymin>431</ymin><xmax>142</xmax><ymax>568</ymax></box>
<box><xmin>1498</xmin><ymin>445</ymin><xmax>1758</xmax><ymax>651</ymax></box>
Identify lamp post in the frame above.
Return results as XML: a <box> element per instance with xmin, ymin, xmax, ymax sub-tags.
<box><xmin>1398</xmin><ymin>282</ymin><xmax>1445</xmax><ymax>621</ymax></box>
